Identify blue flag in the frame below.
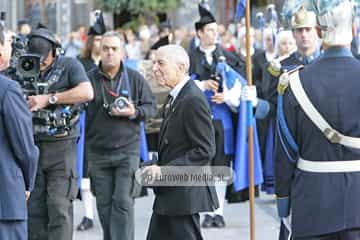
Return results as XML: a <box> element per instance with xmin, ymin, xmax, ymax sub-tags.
<box><xmin>140</xmin><ymin>122</ymin><xmax>150</xmax><ymax>162</ymax></box>
<box><xmin>76</xmin><ymin>111</ymin><xmax>86</xmax><ymax>187</ymax></box>
<box><xmin>262</xmin><ymin>118</ymin><xmax>275</xmax><ymax>194</ymax></box>
<box><xmin>233</xmin><ymin>100</ymin><xmax>264</xmax><ymax>191</ymax></box>
<box><xmin>216</xmin><ymin>61</ymin><xmax>263</xmax><ymax>191</ymax></box>
<box><xmin>124</xmin><ymin>59</ymin><xmax>150</xmax><ymax>162</ymax></box>
<box><xmin>235</xmin><ymin>0</ymin><xmax>246</xmax><ymax>22</ymax></box>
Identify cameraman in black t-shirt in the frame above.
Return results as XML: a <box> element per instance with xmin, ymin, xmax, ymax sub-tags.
<box><xmin>25</xmin><ymin>28</ymin><xmax>93</xmax><ymax>240</ymax></box>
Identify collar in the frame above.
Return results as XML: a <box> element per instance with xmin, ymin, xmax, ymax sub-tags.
<box><xmin>91</xmin><ymin>54</ymin><xmax>101</xmax><ymax>65</ymax></box>
<box><xmin>98</xmin><ymin>62</ymin><xmax>123</xmax><ymax>81</ymax></box>
<box><xmin>169</xmin><ymin>76</ymin><xmax>189</xmax><ymax>102</ymax></box>
<box><xmin>199</xmin><ymin>45</ymin><xmax>216</xmax><ymax>56</ymax></box>
<box><xmin>321</xmin><ymin>47</ymin><xmax>353</xmax><ymax>59</ymax></box>
<box><xmin>295</xmin><ymin>49</ymin><xmax>320</xmax><ymax>64</ymax></box>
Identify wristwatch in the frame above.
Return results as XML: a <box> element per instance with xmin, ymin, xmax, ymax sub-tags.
<box><xmin>48</xmin><ymin>94</ymin><xmax>58</xmax><ymax>105</ymax></box>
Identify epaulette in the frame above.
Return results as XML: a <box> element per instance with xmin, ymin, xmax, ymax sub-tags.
<box><xmin>267</xmin><ymin>59</ymin><xmax>282</xmax><ymax>77</ymax></box>
<box><xmin>277</xmin><ymin>65</ymin><xmax>304</xmax><ymax>95</ymax></box>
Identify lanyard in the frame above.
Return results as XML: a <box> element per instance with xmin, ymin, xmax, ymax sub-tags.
<box><xmin>101</xmin><ymin>73</ymin><xmax>123</xmax><ymax>97</ymax></box>
<box><xmin>100</xmin><ymin>66</ymin><xmax>132</xmax><ymax>108</ymax></box>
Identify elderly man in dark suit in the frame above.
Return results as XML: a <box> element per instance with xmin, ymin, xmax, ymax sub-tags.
<box><xmin>144</xmin><ymin>44</ymin><xmax>219</xmax><ymax>240</ymax></box>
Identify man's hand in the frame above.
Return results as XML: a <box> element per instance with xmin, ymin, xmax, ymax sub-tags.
<box><xmin>28</xmin><ymin>95</ymin><xmax>50</xmax><ymax>112</ymax></box>
<box><xmin>141</xmin><ymin>165</ymin><xmax>161</xmax><ymax>184</ymax></box>
<box><xmin>204</xmin><ymin>80</ymin><xmax>219</xmax><ymax>92</ymax></box>
<box><xmin>109</xmin><ymin>99</ymin><xmax>136</xmax><ymax>117</ymax></box>
<box><xmin>211</xmin><ymin>92</ymin><xmax>225</xmax><ymax>104</ymax></box>
<box><xmin>25</xmin><ymin>191</ymin><xmax>31</xmax><ymax>201</ymax></box>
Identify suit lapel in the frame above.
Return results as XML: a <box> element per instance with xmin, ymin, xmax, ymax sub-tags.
<box><xmin>158</xmin><ymin>81</ymin><xmax>193</xmax><ymax>148</ymax></box>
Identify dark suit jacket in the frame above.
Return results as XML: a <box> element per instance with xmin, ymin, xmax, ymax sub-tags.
<box><xmin>153</xmin><ymin>80</ymin><xmax>219</xmax><ymax>216</ymax></box>
<box><xmin>0</xmin><ymin>75</ymin><xmax>39</xmax><ymax>220</ymax></box>
<box><xmin>275</xmin><ymin>48</ymin><xmax>360</xmax><ymax>237</ymax></box>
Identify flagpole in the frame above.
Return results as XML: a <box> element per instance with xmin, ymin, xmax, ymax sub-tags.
<box><xmin>245</xmin><ymin>0</ymin><xmax>256</xmax><ymax>240</ymax></box>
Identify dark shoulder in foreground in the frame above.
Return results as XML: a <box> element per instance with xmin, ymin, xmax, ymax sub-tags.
<box><xmin>0</xmin><ymin>74</ymin><xmax>23</xmax><ymax>103</ymax></box>
<box><xmin>300</xmin><ymin>53</ymin><xmax>360</xmax><ymax>84</ymax></box>
<box><xmin>0</xmin><ymin>73</ymin><xmax>20</xmax><ymax>90</ymax></box>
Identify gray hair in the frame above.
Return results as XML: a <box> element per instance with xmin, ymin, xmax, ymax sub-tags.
<box><xmin>157</xmin><ymin>44</ymin><xmax>190</xmax><ymax>73</ymax></box>
<box><xmin>101</xmin><ymin>31</ymin><xmax>125</xmax><ymax>49</ymax></box>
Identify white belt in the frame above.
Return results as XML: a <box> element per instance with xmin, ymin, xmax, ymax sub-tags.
<box><xmin>297</xmin><ymin>158</ymin><xmax>360</xmax><ymax>173</ymax></box>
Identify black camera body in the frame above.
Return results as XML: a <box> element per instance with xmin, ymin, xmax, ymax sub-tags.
<box><xmin>4</xmin><ymin>31</ymin><xmax>81</xmax><ymax>136</ymax></box>
<box><xmin>7</xmin><ymin>35</ymin><xmax>28</xmax><ymax>75</ymax></box>
<box><xmin>4</xmin><ymin>34</ymin><xmax>42</xmax><ymax>97</ymax></box>
<box><xmin>32</xmin><ymin>106</ymin><xmax>80</xmax><ymax>135</ymax></box>
<box><xmin>212</xmin><ymin>55</ymin><xmax>226</xmax><ymax>93</ymax></box>
<box><xmin>16</xmin><ymin>54</ymin><xmax>41</xmax><ymax>96</ymax></box>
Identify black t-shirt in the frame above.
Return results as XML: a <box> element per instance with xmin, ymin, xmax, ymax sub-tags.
<box><xmin>85</xmin><ymin>64</ymin><xmax>157</xmax><ymax>157</ymax></box>
<box><xmin>77</xmin><ymin>56</ymin><xmax>97</xmax><ymax>73</ymax></box>
<box><xmin>35</xmin><ymin>56</ymin><xmax>90</xmax><ymax>142</ymax></box>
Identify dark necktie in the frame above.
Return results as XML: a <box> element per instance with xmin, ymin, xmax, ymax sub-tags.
<box><xmin>161</xmin><ymin>94</ymin><xmax>174</xmax><ymax>118</ymax></box>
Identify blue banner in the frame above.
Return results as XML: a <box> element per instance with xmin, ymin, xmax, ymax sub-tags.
<box><xmin>140</xmin><ymin>122</ymin><xmax>149</xmax><ymax>162</ymax></box>
<box><xmin>235</xmin><ymin>0</ymin><xmax>247</xmax><ymax>22</ymax></box>
<box><xmin>124</xmin><ymin>59</ymin><xmax>150</xmax><ymax>162</ymax></box>
<box><xmin>76</xmin><ymin>111</ymin><xmax>86</xmax><ymax>187</ymax></box>
<box><xmin>216</xmin><ymin>61</ymin><xmax>263</xmax><ymax>191</ymax></box>
<box><xmin>233</xmin><ymin>99</ymin><xmax>264</xmax><ymax>191</ymax></box>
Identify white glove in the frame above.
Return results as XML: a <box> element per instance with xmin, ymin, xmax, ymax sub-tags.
<box><xmin>241</xmin><ymin>85</ymin><xmax>258</xmax><ymax>106</ymax></box>
<box><xmin>270</xmin><ymin>58</ymin><xmax>282</xmax><ymax>72</ymax></box>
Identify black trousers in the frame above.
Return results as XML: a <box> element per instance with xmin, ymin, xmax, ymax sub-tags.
<box><xmin>146</xmin><ymin>213</ymin><xmax>203</xmax><ymax>240</ymax></box>
<box><xmin>89</xmin><ymin>152</ymin><xmax>139</xmax><ymax>240</ymax></box>
<box><xmin>213</xmin><ymin>120</ymin><xmax>231</xmax><ymax>166</ymax></box>
<box><xmin>294</xmin><ymin>229</ymin><xmax>360</xmax><ymax>240</ymax></box>
<box><xmin>28</xmin><ymin>139</ymin><xmax>78</xmax><ymax>240</ymax></box>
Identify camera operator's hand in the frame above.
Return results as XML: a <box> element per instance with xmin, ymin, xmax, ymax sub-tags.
<box><xmin>204</xmin><ymin>79</ymin><xmax>219</xmax><ymax>92</ymax></box>
<box><xmin>109</xmin><ymin>99</ymin><xmax>136</xmax><ymax>117</ymax></box>
<box><xmin>211</xmin><ymin>92</ymin><xmax>225</xmax><ymax>104</ymax></box>
<box><xmin>28</xmin><ymin>95</ymin><xmax>50</xmax><ymax>112</ymax></box>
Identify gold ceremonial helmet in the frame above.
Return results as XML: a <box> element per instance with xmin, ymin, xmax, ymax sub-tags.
<box><xmin>291</xmin><ymin>6</ymin><xmax>317</xmax><ymax>29</ymax></box>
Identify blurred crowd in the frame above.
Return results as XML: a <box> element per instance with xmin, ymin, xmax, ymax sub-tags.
<box><xmin>1</xmin><ymin>4</ymin><xmax>305</xmax><ymax>67</ymax></box>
